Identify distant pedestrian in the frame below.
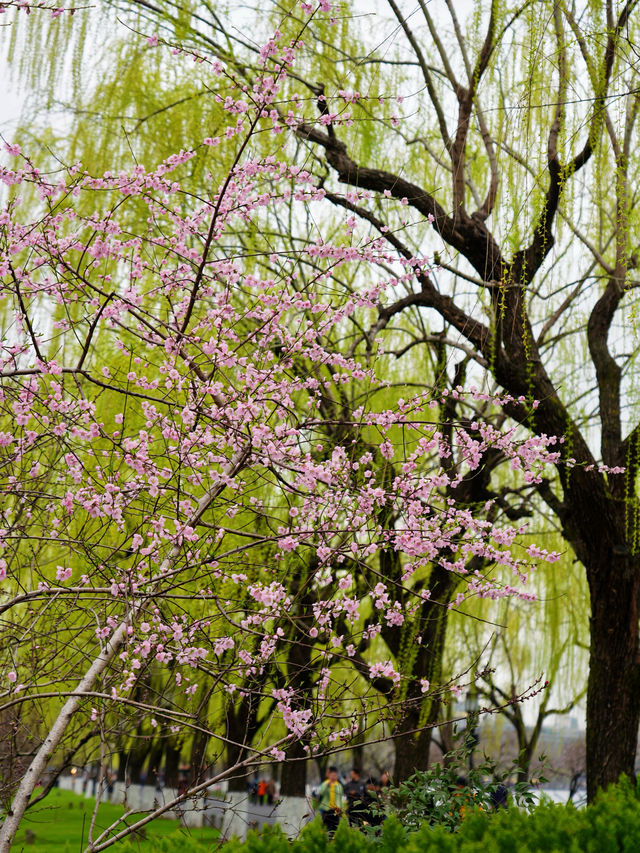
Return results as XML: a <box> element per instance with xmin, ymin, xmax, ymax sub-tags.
<box><xmin>154</xmin><ymin>769</ymin><xmax>165</xmax><ymax>803</ymax></box>
<box><xmin>266</xmin><ymin>778</ymin><xmax>276</xmax><ymax>806</ymax></box>
<box><xmin>344</xmin><ymin>768</ymin><xmax>366</xmax><ymax>826</ymax></box>
<box><xmin>490</xmin><ymin>784</ymin><xmax>508</xmax><ymax>810</ymax></box>
<box><xmin>90</xmin><ymin>766</ymin><xmax>98</xmax><ymax>797</ymax></box>
<box><xmin>314</xmin><ymin>766</ymin><xmax>344</xmax><ymax>836</ymax></box>
<box><xmin>248</xmin><ymin>778</ymin><xmax>258</xmax><ymax>804</ymax></box>
<box><xmin>363</xmin><ymin>776</ymin><xmax>383</xmax><ymax>826</ymax></box>
<box><xmin>449</xmin><ymin>775</ymin><xmax>481</xmax><ymax>822</ymax></box>
<box><xmin>105</xmin><ymin>767</ymin><xmax>114</xmax><ymax>800</ymax></box>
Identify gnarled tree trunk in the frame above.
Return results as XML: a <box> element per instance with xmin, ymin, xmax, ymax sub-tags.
<box><xmin>585</xmin><ymin>549</ymin><xmax>640</xmax><ymax>799</ymax></box>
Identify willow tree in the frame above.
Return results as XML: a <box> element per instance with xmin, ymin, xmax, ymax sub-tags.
<box><xmin>302</xmin><ymin>0</ymin><xmax>640</xmax><ymax>800</ymax></box>
<box><xmin>44</xmin><ymin>0</ymin><xmax>640</xmax><ymax>800</ymax></box>
<box><xmin>288</xmin><ymin>0</ymin><xmax>640</xmax><ymax>801</ymax></box>
<box><xmin>6</xmin><ymin>0</ymin><xmax>640</xmax><ymax>800</ymax></box>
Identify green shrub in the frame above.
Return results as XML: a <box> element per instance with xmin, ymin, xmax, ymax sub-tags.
<box><xmin>224</xmin><ymin>778</ymin><xmax>640</xmax><ymax>853</ymax></box>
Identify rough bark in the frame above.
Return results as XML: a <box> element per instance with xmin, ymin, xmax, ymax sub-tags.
<box><xmin>393</xmin><ymin>722</ymin><xmax>436</xmax><ymax>782</ymax></box>
<box><xmin>279</xmin><ymin>739</ymin><xmax>308</xmax><ymax>797</ymax></box>
<box><xmin>390</xmin><ymin>566</ymin><xmax>456</xmax><ymax>780</ymax></box>
<box><xmin>585</xmin><ymin>551</ymin><xmax>640</xmax><ymax>800</ymax></box>
<box><xmin>164</xmin><ymin>742</ymin><xmax>182</xmax><ymax>788</ymax></box>
<box><xmin>118</xmin><ymin>746</ymin><xmax>150</xmax><ymax>784</ymax></box>
<box><xmin>225</xmin><ymin>699</ymin><xmax>259</xmax><ymax>793</ymax></box>
<box><xmin>278</xmin><ymin>595</ymin><xmax>314</xmax><ymax>797</ymax></box>
<box><xmin>189</xmin><ymin>730</ymin><xmax>209</xmax><ymax>785</ymax></box>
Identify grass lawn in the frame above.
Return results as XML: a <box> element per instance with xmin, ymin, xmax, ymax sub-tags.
<box><xmin>11</xmin><ymin>787</ymin><xmax>220</xmax><ymax>852</ymax></box>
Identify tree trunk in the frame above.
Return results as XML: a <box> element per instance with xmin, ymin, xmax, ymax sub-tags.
<box><xmin>585</xmin><ymin>553</ymin><xmax>640</xmax><ymax>800</ymax></box>
<box><xmin>393</xmin><ymin>724</ymin><xmax>434</xmax><ymax>782</ymax></box>
<box><xmin>225</xmin><ymin>737</ymin><xmax>251</xmax><ymax>792</ymax></box>
<box><xmin>279</xmin><ymin>739</ymin><xmax>307</xmax><ymax>796</ymax></box>
<box><xmin>165</xmin><ymin>742</ymin><xmax>181</xmax><ymax>788</ymax></box>
<box><xmin>117</xmin><ymin>750</ymin><xmax>128</xmax><ymax>783</ymax></box>
<box><xmin>436</xmin><ymin>718</ymin><xmax>457</xmax><ymax>767</ymax></box>
<box><xmin>147</xmin><ymin>741</ymin><xmax>165</xmax><ymax>786</ymax></box>
<box><xmin>389</xmin><ymin>565</ymin><xmax>455</xmax><ymax>781</ymax></box>
<box><xmin>278</xmin><ymin>580</ymin><xmax>314</xmax><ymax>797</ymax></box>
<box><xmin>118</xmin><ymin>745</ymin><xmax>151</xmax><ymax>784</ymax></box>
<box><xmin>226</xmin><ymin>694</ymin><xmax>260</xmax><ymax>792</ymax></box>
<box><xmin>351</xmin><ymin>739</ymin><xmax>365</xmax><ymax>775</ymax></box>
<box><xmin>190</xmin><ymin>730</ymin><xmax>209</xmax><ymax>785</ymax></box>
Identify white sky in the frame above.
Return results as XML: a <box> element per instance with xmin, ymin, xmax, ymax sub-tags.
<box><xmin>0</xmin><ymin>74</ymin><xmax>23</xmax><ymax>143</ymax></box>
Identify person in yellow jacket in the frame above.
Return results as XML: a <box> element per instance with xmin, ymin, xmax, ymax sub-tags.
<box><xmin>314</xmin><ymin>766</ymin><xmax>345</xmax><ymax>835</ymax></box>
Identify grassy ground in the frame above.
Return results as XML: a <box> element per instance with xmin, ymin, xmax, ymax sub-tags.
<box><xmin>12</xmin><ymin>787</ymin><xmax>220</xmax><ymax>852</ymax></box>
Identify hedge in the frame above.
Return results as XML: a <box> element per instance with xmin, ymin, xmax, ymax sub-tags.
<box><xmin>221</xmin><ymin>778</ymin><xmax>640</xmax><ymax>853</ymax></box>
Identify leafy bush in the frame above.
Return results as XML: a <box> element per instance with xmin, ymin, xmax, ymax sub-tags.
<box><xmin>115</xmin><ymin>830</ymin><xmax>214</xmax><ymax>852</ymax></box>
<box><xmin>376</xmin><ymin>716</ymin><xmax>543</xmax><ymax>833</ymax></box>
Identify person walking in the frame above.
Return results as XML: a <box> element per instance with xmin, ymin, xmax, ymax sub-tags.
<box><xmin>266</xmin><ymin>778</ymin><xmax>276</xmax><ymax>806</ymax></box>
<box><xmin>344</xmin><ymin>768</ymin><xmax>367</xmax><ymax>826</ymax></box>
<box><xmin>314</xmin><ymin>766</ymin><xmax>344</xmax><ymax>836</ymax></box>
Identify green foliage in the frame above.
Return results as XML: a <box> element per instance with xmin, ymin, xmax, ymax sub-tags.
<box><xmin>379</xmin><ymin>719</ymin><xmax>545</xmax><ymax>834</ymax></box>
<box><xmin>115</xmin><ymin>832</ymin><xmax>214</xmax><ymax>853</ymax></box>
<box><xmin>222</xmin><ymin>779</ymin><xmax>640</xmax><ymax>853</ymax></box>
